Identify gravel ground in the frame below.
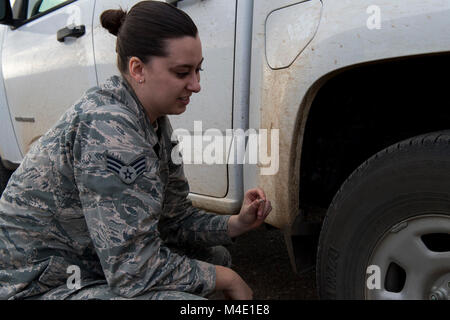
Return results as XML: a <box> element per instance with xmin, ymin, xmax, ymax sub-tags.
<box><xmin>227</xmin><ymin>224</ymin><xmax>318</xmax><ymax>300</ymax></box>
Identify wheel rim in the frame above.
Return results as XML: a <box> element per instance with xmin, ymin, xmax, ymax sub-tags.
<box><xmin>365</xmin><ymin>214</ymin><xmax>450</xmax><ymax>300</ymax></box>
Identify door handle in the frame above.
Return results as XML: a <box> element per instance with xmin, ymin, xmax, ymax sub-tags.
<box><xmin>57</xmin><ymin>25</ymin><xmax>85</xmax><ymax>42</ymax></box>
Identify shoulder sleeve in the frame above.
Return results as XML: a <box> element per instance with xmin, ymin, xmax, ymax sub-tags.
<box><xmin>158</xmin><ymin>120</ymin><xmax>234</xmax><ymax>247</ymax></box>
<box><xmin>73</xmin><ymin>109</ymin><xmax>216</xmax><ymax>298</ymax></box>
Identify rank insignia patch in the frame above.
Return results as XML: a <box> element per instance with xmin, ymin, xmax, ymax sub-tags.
<box><xmin>106</xmin><ymin>154</ymin><xmax>147</xmax><ymax>184</ymax></box>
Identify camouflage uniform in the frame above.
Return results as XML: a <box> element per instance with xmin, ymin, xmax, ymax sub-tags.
<box><xmin>0</xmin><ymin>76</ymin><xmax>233</xmax><ymax>300</ymax></box>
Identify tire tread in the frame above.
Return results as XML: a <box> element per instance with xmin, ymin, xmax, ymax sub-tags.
<box><xmin>316</xmin><ymin>129</ymin><xmax>450</xmax><ymax>298</ymax></box>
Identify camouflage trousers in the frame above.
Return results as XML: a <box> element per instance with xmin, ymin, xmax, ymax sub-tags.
<box><xmin>31</xmin><ymin>245</ymin><xmax>231</xmax><ymax>300</ymax></box>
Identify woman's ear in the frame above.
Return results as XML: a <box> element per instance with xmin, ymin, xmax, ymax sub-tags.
<box><xmin>128</xmin><ymin>57</ymin><xmax>146</xmax><ymax>84</ymax></box>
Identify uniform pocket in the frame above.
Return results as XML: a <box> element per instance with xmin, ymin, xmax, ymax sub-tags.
<box><xmin>38</xmin><ymin>256</ymin><xmax>72</xmax><ymax>287</ymax></box>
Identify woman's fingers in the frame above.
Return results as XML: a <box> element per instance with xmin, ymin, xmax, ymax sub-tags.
<box><xmin>246</xmin><ymin>188</ymin><xmax>266</xmax><ymax>202</ymax></box>
<box><xmin>263</xmin><ymin>200</ymin><xmax>272</xmax><ymax>218</ymax></box>
<box><xmin>255</xmin><ymin>199</ymin><xmax>271</xmax><ymax>220</ymax></box>
<box><xmin>243</xmin><ymin>188</ymin><xmax>270</xmax><ymax>221</ymax></box>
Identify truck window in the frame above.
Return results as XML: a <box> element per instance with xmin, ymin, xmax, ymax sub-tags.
<box><xmin>28</xmin><ymin>0</ymin><xmax>71</xmax><ymax>18</ymax></box>
<box><xmin>11</xmin><ymin>0</ymin><xmax>74</xmax><ymax>22</ymax></box>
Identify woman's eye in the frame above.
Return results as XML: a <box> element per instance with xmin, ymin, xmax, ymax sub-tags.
<box><xmin>176</xmin><ymin>68</ymin><xmax>203</xmax><ymax>78</ymax></box>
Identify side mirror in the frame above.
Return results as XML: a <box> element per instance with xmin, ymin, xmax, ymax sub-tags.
<box><xmin>0</xmin><ymin>0</ymin><xmax>15</xmax><ymax>26</ymax></box>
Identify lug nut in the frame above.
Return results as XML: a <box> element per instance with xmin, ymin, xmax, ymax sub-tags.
<box><xmin>429</xmin><ymin>290</ymin><xmax>446</xmax><ymax>300</ymax></box>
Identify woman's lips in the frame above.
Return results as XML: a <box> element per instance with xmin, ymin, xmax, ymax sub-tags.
<box><xmin>178</xmin><ymin>96</ymin><xmax>190</xmax><ymax>105</ymax></box>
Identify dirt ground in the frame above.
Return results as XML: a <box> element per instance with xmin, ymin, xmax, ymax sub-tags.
<box><xmin>227</xmin><ymin>224</ymin><xmax>319</xmax><ymax>300</ymax></box>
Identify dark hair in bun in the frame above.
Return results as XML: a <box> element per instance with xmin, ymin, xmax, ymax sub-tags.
<box><xmin>100</xmin><ymin>8</ymin><xmax>126</xmax><ymax>37</ymax></box>
<box><xmin>100</xmin><ymin>1</ymin><xmax>198</xmax><ymax>75</ymax></box>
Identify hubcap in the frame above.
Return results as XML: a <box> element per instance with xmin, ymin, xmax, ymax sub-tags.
<box><xmin>365</xmin><ymin>215</ymin><xmax>450</xmax><ymax>299</ymax></box>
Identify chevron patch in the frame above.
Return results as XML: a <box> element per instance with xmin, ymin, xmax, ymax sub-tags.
<box><xmin>106</xmin><ymin>154</ymin><xmax>147</xmax><ymax>184</ymax></box>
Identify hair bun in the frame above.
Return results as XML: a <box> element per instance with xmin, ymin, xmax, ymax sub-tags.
<box><xmin>100</xmin><ymin>8</ymin><xmax>127</xmax><ymax>36</ymax></box>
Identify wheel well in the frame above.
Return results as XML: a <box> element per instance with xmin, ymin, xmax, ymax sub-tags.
<box><xmin>299</xmin><ymin>53</ymin><xmax>450</xmax><ymax>221</ymax></box>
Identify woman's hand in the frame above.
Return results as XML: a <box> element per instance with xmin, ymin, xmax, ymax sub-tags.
<box><xmin>215</xmin><ymin>265</ymin><xmax>253</xmax><ymax>300</ymax></box>
<box><xmin>228</xmin><ymin>188</ymin><xmax>272</xmax><ymax>238</ymax></box>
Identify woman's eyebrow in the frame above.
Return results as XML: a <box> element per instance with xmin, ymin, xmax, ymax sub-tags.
<box><xmin>173</xmin><ymin>57</ymin><xmax>204</xmax><ymax>69</ymax></box>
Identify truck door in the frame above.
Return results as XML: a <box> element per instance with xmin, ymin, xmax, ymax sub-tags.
<box><xmin>2</xmin><ymin>0</ymin><xmax>97</xmax><ymax>156</ymax></box>
<box><xmin>93</xmin><ymin>0</ymin><xmax>236</xmax><ymax>198</ymax></box>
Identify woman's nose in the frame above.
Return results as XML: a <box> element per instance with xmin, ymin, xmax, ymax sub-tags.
<box><xmin>187</xmin><ymin>73</ymin><xmax>201</xmax><ymax>93</ymax></box>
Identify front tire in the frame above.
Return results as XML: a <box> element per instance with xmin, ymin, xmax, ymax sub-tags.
<box><xmin>316</xmin><ymin>131</ymin><xmax>450</xmax><ymax>299</ymax></box>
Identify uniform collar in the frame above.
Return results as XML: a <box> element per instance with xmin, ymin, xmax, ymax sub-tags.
<box><xmin>101</xmin><ymin>75</ymin><xmax>162</xmax><ymax>148</ymax></box>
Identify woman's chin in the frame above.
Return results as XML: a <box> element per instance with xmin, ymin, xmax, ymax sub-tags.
<box><xmin>173</xmin><ymin>105</ymin><xmax>187</xmax><ymax>115</ymax></box>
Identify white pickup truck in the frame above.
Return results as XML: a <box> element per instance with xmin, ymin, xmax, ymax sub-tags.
<box><xmin>0</xmin><ymin>0</ymin><xmax>449</xmax><ymax>300</ymax></box>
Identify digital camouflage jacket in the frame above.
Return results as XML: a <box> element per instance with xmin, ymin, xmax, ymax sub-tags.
<box><xmin>0</xmin><ymin>76</ymin><xmax>233</xmax><ymax>299</ymax></box>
